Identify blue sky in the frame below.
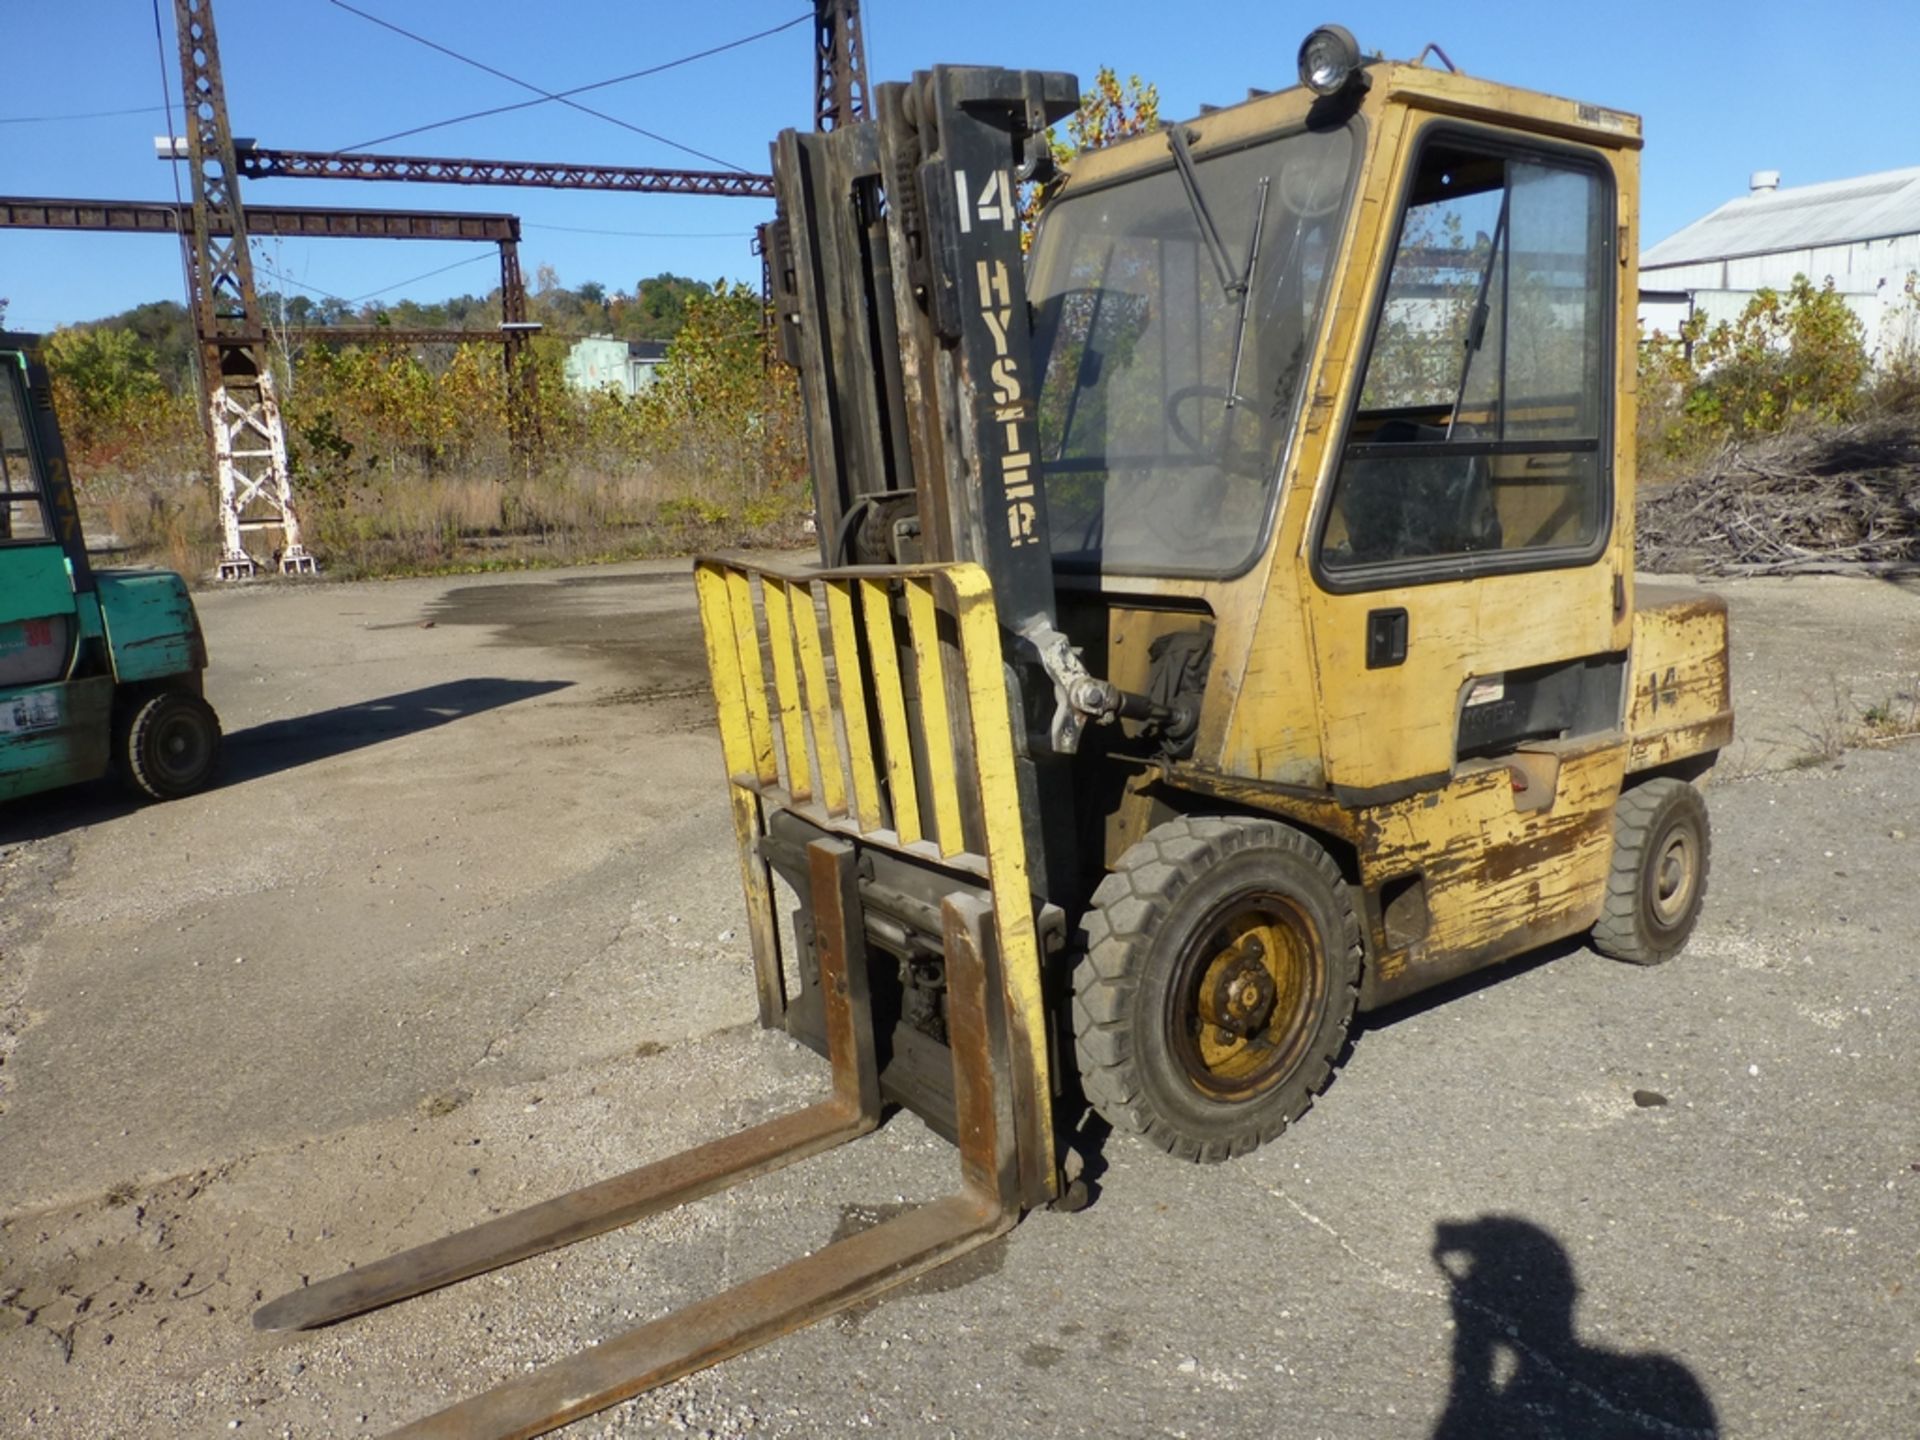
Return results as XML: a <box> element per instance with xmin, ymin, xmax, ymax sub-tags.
<box><xmin>4</xmin><ymin>0</ymin><xmax>1915</xmax><ymax>331</ymax></box>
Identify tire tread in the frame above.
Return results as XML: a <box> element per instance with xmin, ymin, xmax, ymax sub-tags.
<box><xmin>1591</xmin><ymin>777</ymin><xmax>1710</xmax><ymax>966</ymax></box>
<box><xmin>1070</xmin><ymin>816</ymin><xmax>1361</xmax><ymax>1163</ymax></box>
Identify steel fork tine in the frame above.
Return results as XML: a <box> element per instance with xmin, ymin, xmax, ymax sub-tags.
<box><xmin>254</xmin><ymin>839</ymin><xmax>882</xmax><ymax>1335</ymax></box>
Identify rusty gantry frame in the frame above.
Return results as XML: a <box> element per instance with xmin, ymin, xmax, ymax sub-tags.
<box><xmin>0</xmin><ymin>196</ymin><xmax>541</xmax><ymax>457</ymax></box>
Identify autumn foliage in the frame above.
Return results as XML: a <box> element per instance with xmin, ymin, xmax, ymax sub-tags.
<box><xmin>1638</xmin><ymin>273</ymin><xmax>1920</xmax><ymax>464</ymax></box>
<box><xmin>45</xmin><ymin>277</ymin><xmax>806</xmax><ymax>577</ymax></box>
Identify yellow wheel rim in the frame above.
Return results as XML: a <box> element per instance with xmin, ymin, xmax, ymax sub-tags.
<box><xmin>1168</xmin><ymin>893</ymin><xmax>1324</xmax><ymax>1098</ymax></box>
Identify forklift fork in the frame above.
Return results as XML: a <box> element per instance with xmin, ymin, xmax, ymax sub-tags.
<box><xmin>254</xmin><ymin>839</ymin><xmax>1028</xmax><ymax>1438</ymax></box>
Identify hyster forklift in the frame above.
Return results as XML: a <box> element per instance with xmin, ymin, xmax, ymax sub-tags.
<box><xmin>256</xmin><ymin>29</ymin><xmax>1732</xmax><ymax>1437</ymax></box>
<box><xmin>0</xmin><ymin>335</ymin><xmax>220</xmax><ymax>804</ymax></box>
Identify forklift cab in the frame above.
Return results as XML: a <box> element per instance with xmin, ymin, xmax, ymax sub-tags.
<box><xmin>0</xmin><ymin>336</ymin><xmax>220</xmax><ymax>804</ymax></box>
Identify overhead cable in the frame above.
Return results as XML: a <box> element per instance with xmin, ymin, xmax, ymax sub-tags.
<box><xmin>0</xmin><ymin>103</ymin><xmax>170</xmax><ymax>125</ymax></box>
<box><xmin>325</xmin><ymin>0</ymin><xmax>798</xmax><ymax>172</ymax></box>
<box><xmin>340</xmin><ymin>10</ymin><xmax>811</xmax><ymax>154</ymax></box>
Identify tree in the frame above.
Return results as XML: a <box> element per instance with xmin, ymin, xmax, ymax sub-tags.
<box><xmin>1021</xmin><ymin>67</ymin><xmax>1161</xmax><ymax>245</ymax></box>
<box><xmin>618</xmin><ymin>274</ymin><xmax>708</xmax><ymax>342</ymax></box>
<box><xmin>46</xmin><ymin>327</ymin><xmax>164</xmax><ymax>433</ymax></box>
<box><xmin>41</xmin><ymin>323</ymin><xmax>198</xmax><ymax>475</ymax></box>
<box><xmin>1637</xmin><ymin>274</ymin><xmax>1876</xmax><ymax>461</ymax></box>
<box><xmin>635</xmin><ymin>280</ymin><xmax>804</xmax><ymax>505</ymax></box>
<box><xmin>1674</xmin><ymin>277</ymin><xmax>1868</xmax><ymax>443</ymax></box>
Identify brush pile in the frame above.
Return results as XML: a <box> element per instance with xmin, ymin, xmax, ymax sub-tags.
<box><xmin>1637</xmin><ymin>415</ymin><xmax>1920</xmax><ymax>575</ymax></box>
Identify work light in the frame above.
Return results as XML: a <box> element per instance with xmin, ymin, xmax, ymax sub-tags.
<box><xmin>1298</xmin><ymin>25</ymin><xmax>1363</xmax><ymax>97</ymax></box>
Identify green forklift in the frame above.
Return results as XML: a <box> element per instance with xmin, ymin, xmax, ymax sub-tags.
<box><xmin>1</xmin><ymin>333</ymin><xmax>220</xmax><ymax>804</ymax></box>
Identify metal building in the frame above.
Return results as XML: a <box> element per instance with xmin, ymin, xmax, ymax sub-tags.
<box><xmin>1640</xmin><ymin>166</ymin><xmax>1920</xmax><ymax>360</ymax></box>
<box><xmin>562</xmin><ymin>336</ymin><xmax>670</xmax><ymax>397</ymax></box>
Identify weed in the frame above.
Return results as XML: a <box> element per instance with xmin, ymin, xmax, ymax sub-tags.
<box><xmin>1784</xmin><ymin>673</ymin><xmax>1920</xmax><ymax>768</ymax></box>
<box><xmin>1855</xmin><ymin>677</ymin><xmax>1920</xmax><ymax>745</ymax></box>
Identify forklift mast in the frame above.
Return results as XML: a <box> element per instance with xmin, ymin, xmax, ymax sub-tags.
<box><xmin>767</xmin><ymin>67</ymin><xmax>1094</xmax><ymax>897</ymax></box>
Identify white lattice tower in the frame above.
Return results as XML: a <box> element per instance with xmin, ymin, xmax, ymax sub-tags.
<box><xmin>174</xmin><ymin>0</ymin><xmax>314</xmax><ymax>578</ymax></box>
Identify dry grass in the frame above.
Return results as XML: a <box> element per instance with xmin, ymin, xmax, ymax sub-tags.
<box><xmin>76</xmin><ymin>461</ymin><xmax>811</xmax><ymax>583</ymax></box>
<box><xmin>1785</xmin><ymin>673</ymin><xmax>1920</xmax><ymax>770</ymax></box>
<box><xmin>84</xmin><ymin>470</ymin><xmax>222</xmax><ymax>579</ymax></box>
<box><xmin>1856</xmin><ymin>678</ymin><xmax>1920</xmax><ymax>746</ymax></box>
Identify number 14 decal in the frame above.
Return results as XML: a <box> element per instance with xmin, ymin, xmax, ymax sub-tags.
<box><xmin>955</xmin><ymin>168</ymin><xmax>1016</xmax><ymax>233</ymax></box>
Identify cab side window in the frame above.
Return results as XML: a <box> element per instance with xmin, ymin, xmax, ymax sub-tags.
<box><xmin>1320</xmin><ymin>136</ymin><xmax>1610</xmax><ymax>577</ymax></box>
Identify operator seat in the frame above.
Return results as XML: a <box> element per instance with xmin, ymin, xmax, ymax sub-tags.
<box><xmin>1338</xmin><ymin>418</ymin><xmax>1502</xmax><ymax>564</ymax></box>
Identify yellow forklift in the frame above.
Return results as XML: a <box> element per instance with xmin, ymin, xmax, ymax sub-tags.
<box><xmin>257</xmin><ymin>29</ymin><xmax>1731</xmax><ymax>1436</ymax></box>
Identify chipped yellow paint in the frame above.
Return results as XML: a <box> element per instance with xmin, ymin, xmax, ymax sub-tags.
<box><xmin>695</xmin><ymin>555</ymin><xmax>1054</xmax><ymax>1190</ymax></box>
<box><xmin>1168</xmin><ymin>733</ymin><xmax>1626</xmax><ymax>1007</ymax></box>
<box><xmin>825</xmin><ymin>579</ymin><xmax>884</xmax><ymax>830</ymax></box>
<box><xmin>694</xmin><ymin>562</ymin><xmax>785</xmax><ymax>1021</ymax></box>
<box><xmin>904</xmin><ymin>577</ymin><xmax>966</xmax><ymax>858</ymax></box>
<box><xmin>760</xmin><ymin>578</ymin><xmax>813</xmax><ymax>802</ymax></box>
<box><xmin>789</xmin><ymin>580</ymin><xmax>848</xmax><ymax>815</ymax></box>
<box><xmin>1626</xmin><ymin>588</ymin><xmax>1734</xmax><ymax>773</ymax></box>
<box><xmin>859</xmin><ymin>577</ymin><xmax>923</xmax><ymax>846</ymax></box>
<box><xmin>693</xmin><ymin>563</ymin><xmax>755</xmax><ymax>780</ymax></box>
<box><xmin>944</xmin><ymin>563</ymin><xmax>1055</xmax><ymax>1185</ymax></box>
<box><xmin>1306</xmin><ymin>564</ymin><xmax>1624</xmax><ymax>789</ymax></box>
<box><xmin>1375</xmin><ymin>743</ymin><xmax>1622</xmax><ymax>974</ymax></box>
<box><xmin>721</xmin><ymin>567</ymin><xmax>777</xmax><ymax>786</ymax></box>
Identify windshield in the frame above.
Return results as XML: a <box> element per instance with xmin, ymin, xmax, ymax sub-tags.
<box><xmin>1030</xmin><ymin>122</ymin><xmax>1358</xmax><ymax>575</ymax></box>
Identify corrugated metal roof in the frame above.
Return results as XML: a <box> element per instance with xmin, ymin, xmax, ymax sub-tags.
<box><xmin>1642</xmin><ymin>165</ymin><xmax>1920</xmax><ymax>269</ymax></box>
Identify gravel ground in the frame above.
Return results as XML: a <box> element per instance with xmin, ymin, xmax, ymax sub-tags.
<box><xmin>0</xmin><ymin>560</ymin><xmax>1915</xmax><ymax>1438</ymax></box>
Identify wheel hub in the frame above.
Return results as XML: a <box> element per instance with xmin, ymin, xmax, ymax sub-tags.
<box><xmin>1169</xmin><ymin>896</ymin><xmax>1324</xmax><ymax>1099</ymax></box>
<box><xmin>1649</xmin><ymin>831</ymin><xmax>1696</xmax><ymax>927</ymax></box>
<box><xmin>1201</xmin><ymin>942</ymin><xmax>1278</xmax><ymax>1040</ymax></box>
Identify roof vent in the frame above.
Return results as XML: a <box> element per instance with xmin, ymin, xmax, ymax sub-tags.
<box><xmin>1749</xmin><ymin>169</ymin><xmax>1781</xmax><ymax>193</ymax></box>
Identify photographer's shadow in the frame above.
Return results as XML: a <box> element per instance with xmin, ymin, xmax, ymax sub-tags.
<box><xmin>1432</xmin><ymin>1215</ymin><xmax>1719</xmax><ymax>1439</ymax></box>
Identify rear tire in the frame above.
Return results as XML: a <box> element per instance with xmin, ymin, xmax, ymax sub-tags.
<box><xmin>123</xmin><ymin>690</ymin><xmax>221</xmax><ymax>801</ymax></box>
<box><xmin>1070</xmin><ymin>817</ymin><xmax>1362</xmax><ymax>1163</ymax></box>
<box><xmin>1591</xmin><ymin>777</ymin><xmax>1710</xmax><ymax>966</ymax></box>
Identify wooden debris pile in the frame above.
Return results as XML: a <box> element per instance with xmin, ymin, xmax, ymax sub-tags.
<box><xmin>1637</xmin><ymin>416</ymin><xmax>1920</xmax><ymax>575</ymax></box>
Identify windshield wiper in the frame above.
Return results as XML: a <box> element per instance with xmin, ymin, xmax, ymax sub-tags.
<box><xmin>1167</xmin><ymin>126</ymin><xmax>1269</xmax><ymax>418</ymax></box>
<box><xmin>1223</xmin><ymin>177</ymin><xmax>1270</xmax><ymax>415</ymax></box>
<box><xmin>1166</xmin><ymin>125</ymin><xmax>1245</xmax><ymax>303</ymax></box>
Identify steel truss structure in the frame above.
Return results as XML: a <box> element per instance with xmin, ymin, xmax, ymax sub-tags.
<box><xmin>814</xmin><ymin>0</ymin><xmax>870</xmax><ymax>130</ymax></box>
<box><xmin>236</xmin><ymin>149</ymin><xmax>775</xmax><ymax>197</ymax></box>
<box><xmin>173</xmin><ymin>0</ymin><xmax>313</xmax><ymax>578</ymax></box>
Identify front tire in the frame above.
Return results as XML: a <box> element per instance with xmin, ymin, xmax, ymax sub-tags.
<box><xmin>1071</xmin><ymin>817</ymin><xmax>1362</xmax><ymax>1163</ymax></box>
<box><xmin>1591</xmin><ymin>777</ymin><xmax>1711</xmax><ymax>966</ymax></box>
<box><xmin>122</xmin><ymin>690</ymin><xmax>222</xmax><ymax>800</ymax></box>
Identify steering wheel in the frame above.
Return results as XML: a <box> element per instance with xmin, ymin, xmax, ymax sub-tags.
<box><xmin>1165</xmin><ymin>384</ymin><xmax>1272</xmax><ymax>480</ymax></box>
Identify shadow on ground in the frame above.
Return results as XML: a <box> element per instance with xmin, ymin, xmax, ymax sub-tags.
<box><xmin>220</xmin><ymin>677</ymin><xmax>571</xmax><ymax>784</ymax></box>
<box><xmin>1431</xmin><ymin>1214</ymin><xmax>1719</xmax><ymax>1438</ymax></box>
<box><xmin>1</xmin><ymin>678</ymin><xmax>569</xmax><ymax>843</ymax></box>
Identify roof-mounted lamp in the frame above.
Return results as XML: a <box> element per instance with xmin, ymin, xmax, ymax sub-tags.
<box><xmin>1298</xmin><ymin>24</ymin><xmax>1365</xmax><ymax>97</ymax></box>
